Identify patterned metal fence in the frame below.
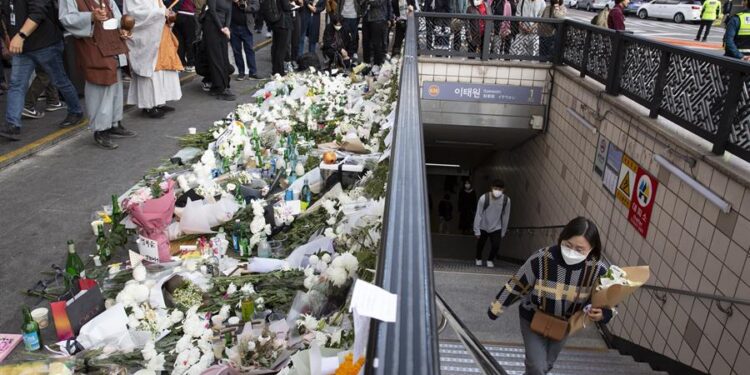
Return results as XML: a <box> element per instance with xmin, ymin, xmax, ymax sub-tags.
<box><xmin>416</xmin><ymin>12</ymin><xmax>750</xmax><ymax>163</ymax></box>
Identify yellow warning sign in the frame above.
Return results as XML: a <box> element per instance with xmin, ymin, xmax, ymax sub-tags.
<box><xmin>616</xmin><ymin>154</ymin><xmax>638</xmax><ymax>208</ymax></box>
<box><xmin>619</xmin><ymin>172</ymin><xmax>630</xmax><ymax>197</ymax></box>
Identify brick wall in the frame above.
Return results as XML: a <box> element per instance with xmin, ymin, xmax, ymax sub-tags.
<box><xmin>475</xmin><ymin>66</ymin><xmax>750</xmax><ymax>375</ymax></box>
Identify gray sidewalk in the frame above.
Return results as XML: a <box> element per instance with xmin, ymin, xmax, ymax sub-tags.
<box><xmin>0</xmin><ymin>45</ymin><xmax>272</xmax><ymax>339</ymax></box>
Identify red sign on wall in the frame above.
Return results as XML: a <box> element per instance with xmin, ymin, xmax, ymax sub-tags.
<box><xmin>628</xmin><ymin>168</ymin><xmax>658</xmax><ymax>238</ymax></box>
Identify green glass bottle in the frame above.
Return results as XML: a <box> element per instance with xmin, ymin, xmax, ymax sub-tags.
<box><xmin>238</xmin><ymin>225</ymin><xmax>250</xmax><ymax>257</ymax></box>
<box><xmin>240</xmin><ymin>296</ymin><xmax>255</xmax><ymax>322</ymax></box>
<box><xmin>65</xmin><ymin>240</ymin><xmax>85</xmax><ymax>278</ymax></box>
<box><xmin>96</xmin><ymin>224</ymin><xmax>110</xmax><ymax>263</ymax></box>
<box><xmin>21</xmin><ymin>307</ymin><xmax>41</xmax><ymax>351</ymax></box>
<box><xmin>300</xmin><ymin>179</ymin><xmax>311</xmax><ymax>211</ymax></box>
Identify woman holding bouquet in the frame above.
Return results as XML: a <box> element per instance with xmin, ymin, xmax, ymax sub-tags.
<box><xmin>487</xmin><ymin>216</ymin><xmax>614</xmax><ymax>375</ymax></box>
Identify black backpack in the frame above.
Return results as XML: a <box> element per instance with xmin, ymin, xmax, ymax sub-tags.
<box><xmin>261</xmin><ymin>0</ymin><xmax>282</xmax><ymax>25</ymax></box>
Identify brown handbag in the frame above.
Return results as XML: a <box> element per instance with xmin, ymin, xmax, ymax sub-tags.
<box><xmin>529</xmin><ymin>248</ymin><xmax>593</xmax><ymax>341</ymax></box>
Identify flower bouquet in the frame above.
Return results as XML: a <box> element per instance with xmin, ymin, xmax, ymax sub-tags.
<box><xmin>127</xmin><ymin>179</ymin><xmax>177</xmax><ymax>262</ymax></box>
<box><xmin>569</xmin><ymin>265</ymin><xmax>649</xmax><ymax>335</ymax></box>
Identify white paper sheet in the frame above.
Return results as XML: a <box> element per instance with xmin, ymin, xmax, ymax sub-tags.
<box><xmin>349</xmin><ymin>280</ymin><xmax>398</xmax><ymax>322</ymax></box>
<box><xmin>246</xmin><ymin>237</ymin><xmax>334</xmax><ymax>273</ymax></box>
<box><xmin>76</xmin><ymin>303</ymin><xmax>136</xmax><ymax>351</ymax></box>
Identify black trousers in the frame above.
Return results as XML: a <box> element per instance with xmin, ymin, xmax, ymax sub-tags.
<box><xmin>174</xmin><ymin>13</ymin><xmax>197</xmax><ymax>66</ymax></box>
<box><xmin>392</xmin><ymin>19</ymin><xmax>406</xmax><ymax>56</ymax></box>
<box><xmin>204</xmin><ymin>23</ymin><xmax>230</xmax><ymax>92</ymax></box>
<box><xmin>287</xmin><ymin>14</ymin><xmax>300</xmax><ymax>62</ymax></box>
<box><xmin>476</xmin><ymin>230</ymin><xmax>503</xmax><ymax>260</ymax></box>
<box><xmin>272</xmin><ymin>27</ymin><xmax>291</xmax><ymax>75</ymax></box>
<box><xmin>696</xmin><ymin>20</ymin><xmax>713</xmax><ymax>40</ymax></box>
<box><xmin>362</xmin><ymin>20</ymin><xmax>386</xmax><ymax>65</ymax></box>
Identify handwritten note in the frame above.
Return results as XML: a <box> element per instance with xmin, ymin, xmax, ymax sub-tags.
<box><xmin>349</xmin><ymin>280</ymin><xmax>398</xmax><ymax>322</ymax></box>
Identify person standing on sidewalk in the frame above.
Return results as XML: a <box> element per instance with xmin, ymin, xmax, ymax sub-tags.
<box><xmin>125</xmin><ymin>0</ymin><xmax>183</xmax><ymax>117</ymax></box>
<box><xmin>696</xmin><ymin>0</ymin><xmax>720</xmax><ymax>41</ymax></box>
<box><xmin>606</xmin><ymin>0</ymin><xmax>626</xmax><ymax>31</ymax></box>
<box><xmin>298</xmin><ymin>0</ymin><xmax>324</xmax><ymax>56</ymax></box>
<box><xmin>338</xmin><ymin>0</ymin><xmax>360</xmax><ymax>61</ymax></box>
<box><xmin>230</xmin><ymin>0</ymin><xmax>260</xmax><ymax>80</ymax></box>
<box><xmin>172</xmin><ymin>0</ymin><xmax>197</xmax><ymax>72</ymax></box>
<box><xmin>22</xmin><ymin>69</ymin><xmax>66</xmax><ymax>119</ymax></box>
<box><xmin>360</xmin><ymin>0</ymin><xmax>388</xmax><ymax>68</ymax></box>
<box><xmin>268</xmin><ymin>0</ymin><xmax>293</xmax><ymax>75</ymax></box>
<box><xmin>0</xmin><ymin>0</ymin><xmax>85</xmax><ymax>141</ymax></box>
<box><xmin>59</xmin><ymin>0</ymin><xmax>136</xmax><ymax>149</ymax></box>
<box><xmin>457</xmin><ymin>179</ymin><xmax>477</xmax><ymax>235</ymax></box>
<box><xmin>473</xmin><ymin>179</ymin><xmax>510</xmax><ymax>268</ymax></box>
<box><xmin>724</xmin><ymin>0</ymin><xmax>750</xmax><ymax>60</ymax></box>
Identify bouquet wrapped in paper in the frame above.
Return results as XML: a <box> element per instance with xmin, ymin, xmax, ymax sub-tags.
<box><xmin>569</xmin><ymin>265</ymin><xmax>649</xmax><ymax>335</ymax></box>
<box><xmin>128</xmin><ymin>179</ymin><xmax>177</xmax><ymax>262</ymax></box>
<box><xmin>591</xmin><ymin>265</ymin><xmax>650</xmax><ymax>308</ymax></box>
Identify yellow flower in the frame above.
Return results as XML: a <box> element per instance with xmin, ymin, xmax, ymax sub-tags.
<box><xmin>335</xmin><ymin>353</ymin><xmax>365</xmax><ymax>375</ymax></box>
<box><xmin>97</xmin><ymin>211</ymin><xmax>113</xmax><ymax>224</ymax></box>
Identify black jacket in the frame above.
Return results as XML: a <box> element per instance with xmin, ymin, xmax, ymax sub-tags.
<box><xmin>359</xmin><ymin>0</ymin><xmax>388</xmax><ymax>21</ymax></box>
<box><xmin>206</xmin><ymin>0</ymin><xmax>232</xmax><ymax>29</ymax></box>
<box><xmin>322</xmin><ymin>22</ymin><xmax>353</xmax><ymax>57</ymax></box>
<box><xmin>273</xmin><ymin>0</ymin><xmax>293</xmax><ymax>29</ymax></box>
<box><xmin>3</xmin><ymin>0</ymin><xmax>63</xmax><ymax>52</ymax></box>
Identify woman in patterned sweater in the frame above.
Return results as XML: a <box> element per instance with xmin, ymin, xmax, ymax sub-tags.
<box><xmin>487</xmin><ymin>216</ymin><xmax>614</xmax><ymax>375</ymax></box>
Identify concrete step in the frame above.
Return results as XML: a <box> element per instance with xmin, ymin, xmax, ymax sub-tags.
<box><xmin>439</xmin><ymin>342</ymin><xmax>666</xmax><ymax>375</ymax></box>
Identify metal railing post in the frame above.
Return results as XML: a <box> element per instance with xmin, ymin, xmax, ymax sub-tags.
<box><xmin>580</xmin><ymin>29</ymin><xmax>592</xmax><ymax>78</ymax></box>
<box><xmin>712</xmin><ymin>71</ymin><xmax>743</xmax><ymax>155</ymax></box>
<box><xmin>482</xmin><ymin>19</ymin><xmax>494</xmax><ymax>61</ymax></box>
<box><xmin>649</xmin><ymin>50</ymin><xmax>672</xmax><ymax>119</ymax></box>
<box><xmin>553</xmin><ymin>21</ymin><xmax>565</xmax><ymax>65</ymax></box>
<box><xmin>605</xmin><ymin>31</ymin><xmax>630</xmax><ymax>96</ymax></box>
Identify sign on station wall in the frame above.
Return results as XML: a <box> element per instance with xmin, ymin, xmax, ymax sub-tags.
<box><xmin>593</xmin><ymin>137</ymin><xmax>658</xmax><ymax>238</ymax></box>
<box><xmin>421</xmin><ymin>82</ymin><xmax>544</xmax><ymax>105</ymax></box>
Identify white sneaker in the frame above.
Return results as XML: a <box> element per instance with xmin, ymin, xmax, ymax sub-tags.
<box><xmin>475</xmin><ymin>259</ymin><xmax>482</xmax><ymax>266</ymax></box>
<box><xmin>266</xmin><ymin>32</ymin><xmax>273</xmax><ymax>38</ymax></box>
<box><xmin>486</xmin><ymin>261</ymin><xmax>494</xmax><ymax>268</ymax></box>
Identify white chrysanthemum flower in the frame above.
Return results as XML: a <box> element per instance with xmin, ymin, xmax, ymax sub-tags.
<box><xmin>170</xmin><ymin>310</ymin><xmax>185</xmax><ymax>324</ymax></box>
<box><xmin>326</xmin><ymin>266</ymin><xmax>348</xmax><ymax>287</ymax></box>
<box><xmin>226</xmin><ymin>283</ymin><xmax>237</xmax><ymax>296</ymax></box>
<box><xmin>240</xmin><ymin>283</ymin><xmax>256</xmax><ymax>295</ymax></box>
<box><xmin>132</xmin><ymin>264</ymin><xmax>147</xmax><ymax>282</ymax></box>
<box><xmin>309</xmin><ymin>255</ymin><xmax>319</xmax><ymax>266</ymax></box>
<box><xmin>321</xmin><ymin>253</ymin><xmax>332</xmax><ymax>264</ymax></box>
<box><xmin>303</xmin><ymin>275</ymin><xmax>317</xmax><ymax>290</ymax></box>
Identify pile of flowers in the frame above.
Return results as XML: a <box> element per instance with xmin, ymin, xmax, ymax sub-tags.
<box><xmin>14</xmin><ymin>60</ymin><xmax>402</xmax><ymax>374</ymax></box>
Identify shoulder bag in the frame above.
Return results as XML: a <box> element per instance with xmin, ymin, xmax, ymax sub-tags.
<box><xmin>529</xmin><ymin>248</ymin><xmax>594</xmax><ymax>341</ymax></box>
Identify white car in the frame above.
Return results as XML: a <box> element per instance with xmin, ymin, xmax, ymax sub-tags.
<box><xmin>564</xmin><ymin>0</ymin><xmax>578</xmax><ymax>7</ymax></box>
<box><xmin>637</xmin><ymin>0</ymin><xmax>702</xmax><ymax>23</ymax></box>
<box><xmin>576</xmin><ymin>0</ymin><xmax>614</xmax><ymax>11</ymax></box>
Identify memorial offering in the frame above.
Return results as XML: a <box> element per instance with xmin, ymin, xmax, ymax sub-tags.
<box><xmin>4</xmin><ymin>63</ymin><xmax>401</xmax><ymax>374</ymax></box>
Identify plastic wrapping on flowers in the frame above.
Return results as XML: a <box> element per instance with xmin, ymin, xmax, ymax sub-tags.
<box><xmin>13</xmin><ymin>60</ymin><xmax>402</xmax><ymax>375</ymax></box>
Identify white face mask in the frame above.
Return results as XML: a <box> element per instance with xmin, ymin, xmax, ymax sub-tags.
<box><xmin>334</xmin><ymin>25</ymin><xmax>342</xmax><ymax>31</ymax></box>
<box><xmin>464</xmin><ymin>183</ymin><xmax>471</xmax><ymax>189</ymax></box>
<box><xmin>473</xmin><ymin>0</ymin><xmax>482</xmax><ymax>6</ymax></box>
<box><xmin>492</xmin><ymin>189</ymin><xmax>503</xmax><ymax>198</ymax></box>
<box><xmin>560</xmin><ymin>245</ymin><xmax>588</xmax><ymax>265</ymax></box>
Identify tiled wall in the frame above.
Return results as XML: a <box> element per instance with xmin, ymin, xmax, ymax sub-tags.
<box><xmin>474</xmin><ymin>66</ymin><xmax>750</xmax><ymax>375</ymax></box>
<box><xmin>418</xmin><ymin>58</ymin><xmax>551</xmax><ymax>88</ymax></box>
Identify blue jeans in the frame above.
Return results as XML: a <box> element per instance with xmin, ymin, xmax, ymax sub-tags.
<box><xmin>6</xmin><ymin>41</ymin><xmax>82</xmax><ymax>127</ymax></box>
<box><xmin>230</xmin><ymin>24</ymin><xmax>257</xmax><ymax>76</ymax></box>
<box><xmin>297</xmin><ymin>14</ymin><xmax>318</xmax><ymax>56</ymax></box>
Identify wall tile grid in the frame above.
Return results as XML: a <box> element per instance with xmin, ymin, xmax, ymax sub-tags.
<box><xmin>474</xmin><ymin>70</ymin><xmax>750</xmax><ymax>375</ymax></box>
<box><xmin>418</xmin><ymin>62</ymin><xmax>550</xmax><ymax>89</ymax></box>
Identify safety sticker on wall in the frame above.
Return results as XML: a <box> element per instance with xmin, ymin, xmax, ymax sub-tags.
<box><xmin>616</xmin><ymin>154</ymin><xmax>638</xmax><ymax>208</ymax></box>
<box><xmin>628</xmin><ymin>169</ymin><xmax>659</xmax><ymax>238</ymax></box>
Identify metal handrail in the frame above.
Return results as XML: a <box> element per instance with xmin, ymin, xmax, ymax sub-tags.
<box><xmin>366</xmin><ymin>12</ymin><xmax>440</xmax><ymax>375</ymax></box>
<box><xmin>435</xmin><ymin>292</ymin><xmax>509</xmax><ymax>375</ymax></box>
<box><xmin>640</xmin><ymin>284</ymin><xmax>750</xmax><ymax>316</ymax></box>
<box><xmin>507</xmin><ymin>225</ymin><xmax>565</xmax><ymax>231</ymax></box>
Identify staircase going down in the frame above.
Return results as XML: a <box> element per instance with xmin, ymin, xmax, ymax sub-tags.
<box><xmin>439</xmin><ymin>341</ymin><xmax>668</xmax><ymax>375</ymax></box>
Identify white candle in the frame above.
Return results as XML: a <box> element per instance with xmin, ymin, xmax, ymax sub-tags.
<box><xmin>91</xmin><ymin>220</ymin><xmax>103</xmax><ymax>236</ymax></box>
<box><xmin>188</xmin><ymin>127</ymin><xmax>197</xmax><ymax>135</ymax></box>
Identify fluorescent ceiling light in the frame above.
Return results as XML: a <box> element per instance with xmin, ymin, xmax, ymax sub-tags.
<box><xmin>425</xmin><ymin>163</ymin><xmax>461</xmax><ymax>168</ymax></box>
<box><xmin>566</xmin><ymin>107</ymin><xmax>597</xmax><ymax>134</ymax></box>
<box><xmin>434</xmin><ymin>140</ymin><xmax>494</xmax><ymax>147</ymax></box>
<box><xmin>653</xmin><ymin>154</ymin><xmax>731</xmax><ymax>214</ymax></box>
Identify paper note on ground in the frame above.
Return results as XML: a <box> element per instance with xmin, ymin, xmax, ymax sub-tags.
<box><xmin>349</xmin><ymin>279</ymin><xmax>397</xmax><ymax>322</ymax></box>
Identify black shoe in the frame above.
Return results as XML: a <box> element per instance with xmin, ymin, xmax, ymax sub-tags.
<box><xmin>59</xmin><ymin>113</ymin><xmax>85</xmax><ymax>128</ymax></box>
<box><xmin>702</xmin><ymin>38</ymin><xmax>707</xmax><ymax>42</ymax></box>
<box><xmin>45</xmin><ymin>101</ymin><xmax>67</xmax><ymax>112</ymax></box>
<box><xmin>236</xmin><ymin>74</ymin><xmax>246</xmax><ymax>81</ymax></box>
<box><xmin>248</xmin><ymin>73</ymin><xmax>261</xmax><ymax>79</ymax></box>
<box><xmin>156</xmin><ymin>105</ymin><xmax>175</xmax><ymax>112</ymax></box>
<box><xmin>216</xmin><ymin>89</ymin><xmax>236</xmax><ymax>101</ymax></box>
<box><xmin>201</xmin><ymin>82</ymin><xmax>212</xmax><ymax>92</ymax></box>
<box><xmin>108</xmin><ymin>122</ymin><xmax>137</xmax><ymax>138</ymax></box>
<box><xmin>143</xmin><ymin>108</ymin><xmax>165</xmax><ymax>118</ymax></box>
<box><xmin>22</xmin><ymin>106</ymin><xmax>45</xmax><ymax>119</ymax></box>
<box><xmin>0</xmin><ymin>124</ymin><xmax>20</xmax><ymax>141</ymax></box>
<box><xmin>94</xmin><ymin>131</ymin><xmax>118</xmax><ymax>149</ymax></box>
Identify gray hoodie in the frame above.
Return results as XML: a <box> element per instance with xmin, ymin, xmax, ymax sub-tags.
<box><xmin>473</xmin><ymin>193</ymin><xmax>511</xmax><ymax>236</ymax></box>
